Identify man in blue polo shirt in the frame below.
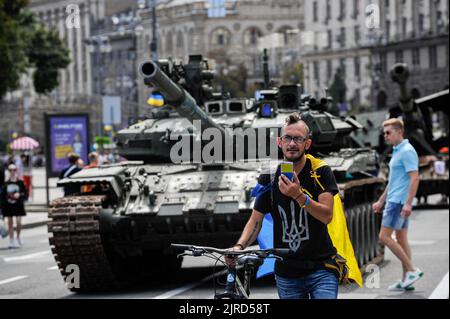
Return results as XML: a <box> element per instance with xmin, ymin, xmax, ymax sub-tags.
<box><xmin>373</xmin><ymin>118</ymin><xmax>423</xmax><ymax>291</ymax></box>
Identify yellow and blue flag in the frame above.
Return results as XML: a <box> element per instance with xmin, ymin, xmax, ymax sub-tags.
<box><xmin>147</xmin><ymin>93</ymin><xmax>164</xmax><ymax>107</ymax></box>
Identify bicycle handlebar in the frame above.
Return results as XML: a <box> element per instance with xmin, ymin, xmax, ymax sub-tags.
<box><xmin>171</xmin><ymin>243</ymin><xmax>291</xmax><ymax>257</ymax></box>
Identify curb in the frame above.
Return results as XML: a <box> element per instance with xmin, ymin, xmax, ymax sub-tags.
<box><xmin>25</xmin><ymin>205</ymin><xmax>49</xmax><ymax>213</ymax></box>
<box><xmin>22</xmin><ymin>220</ymin><xmax>49</xmax><ymax>230</ymax></box>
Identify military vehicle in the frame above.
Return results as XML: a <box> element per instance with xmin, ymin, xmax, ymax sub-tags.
<box><xmin>248</xmin><ymin>66</ymin><xmax>385</xmax><ymax>268</ymax></box>
<box><xmin>49</xmin><ymin>53</ymin><xmax>383</xmax><ymax>292</ymax></box>
<box><xmin>384</xmin><ymin>63</ymin><xmax>448</xmax><ymax>204</ymax></box>
<box><xmin>49</xmin><ymin>56</ymin><xmax>262</xmax><ymax>292</ymax></box>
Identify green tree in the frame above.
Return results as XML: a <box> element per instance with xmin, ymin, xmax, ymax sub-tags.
<box><xmin>0</xmin><ymin>0</ymin><xmax>70</xmax><ymax>99</ymax></box>
<box><xmin>213</xmin><ymin>63</ymin><xmax>250</xmax><ymax>98</ymax></box>
<box><xmin>328</xmin><ymin>69</ymin><xmax>347</xmax><ymax>116</ymax></box>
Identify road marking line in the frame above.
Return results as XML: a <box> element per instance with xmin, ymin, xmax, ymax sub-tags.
<box><xmin>3</xmin><ymin>251</ymin><xmax>51</xmax><ymax>262</ymax></box>
<box><xmin>429</xmin><ymin>272</ymin><xmax>449</xmax><ymax>299</ymax></box>
<box><xmin>0</xmin><ymin>275</ymin><xmax>28</xmax><ymax>286</ymax></box>
<box><xmin>48</xmin><ymin>266</ymin><xmax>58</xmax><ymax>270</ymax></box>
<box><xmin>153</xmin><ymin>268</ymin><xmax>228</xmax><ymax>299</ymax></box>
<box><xmin>409</xmin><ymin>240</ymin><xmax>436</xmax><ymax>246</ymax></box>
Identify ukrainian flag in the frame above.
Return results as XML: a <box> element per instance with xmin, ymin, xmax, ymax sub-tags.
<box><xmin>147</xmin><ymin>93</ymin><xmax>164</xmax><ymax>107</ymax></box>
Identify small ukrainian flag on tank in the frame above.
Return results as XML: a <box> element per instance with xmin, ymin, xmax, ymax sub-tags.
<box><xmin>147</xmin><ymin>92</ymin><xmax>164</xmax><ymax>107</ymax></box>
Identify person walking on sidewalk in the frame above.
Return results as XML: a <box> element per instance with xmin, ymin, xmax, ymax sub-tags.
<box><xmin>59</xmin><ymin>152</ymin><xmax>82</xmax><ymax>196</ymax></box>
<box><xmin>0</xmin><ymin>164</ymin><xmax>28</xmax><ymax>248</ymax></box>
<box><xmin>372</xmin><ymin>118</ymin><xmax>423</xmax><ymax>291</ymax></box>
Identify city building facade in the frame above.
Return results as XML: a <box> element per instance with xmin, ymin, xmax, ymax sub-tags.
<box><xmin>0</xmin><ymin>0</ymin><xmax>139</xmax><ymax>145</ymax></box>
<box><xmin>137</xmin><ymin>0</ymin><xmax>304</xmax><ymax>106</ymax></box>
<box><xmin>302</xmin><ymin>0</ymin><xmax>449</xmax><ymax>112</ymax></box>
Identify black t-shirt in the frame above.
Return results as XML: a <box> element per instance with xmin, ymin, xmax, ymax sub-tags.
<box><xmin>254</xmin><ymin>157</ymin><xmax>339</xmax><ymax>278</ymax></box>
<box><xmin>1</xmin><ymin>179</ymin><xmax>28</xmax><ymax>214</ymax></box>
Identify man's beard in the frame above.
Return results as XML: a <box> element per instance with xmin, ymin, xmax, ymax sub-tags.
<box><xmin>284</xmin><ymin>147</ymin><xmax>305</xmax><ymax>163</ymax></box>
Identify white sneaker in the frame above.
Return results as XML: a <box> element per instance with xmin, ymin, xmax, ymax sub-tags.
<box><xmin>17</xmin><ymin>237</ymin><xmax>23</xmax><ymax>246</ymax></box>
<box><xmin>8</xmin><ymin>239</ymin><xmax>19</xmax><ymax>249</ymax></box>
<box><xmin>402</xmin><ymin>269</ymin><xmax>424</xmax><ymax>288</ymax></box>
<box><xmin>388</xmin><ymin>280</ymin><xmax>415</xmax><ymax>292</ymax></box>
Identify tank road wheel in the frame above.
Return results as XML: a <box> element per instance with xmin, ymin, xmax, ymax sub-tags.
<box><xmin>48</xmin><ymin>196</ymin><xmax>120</xmax><ymax>292</ymax></box>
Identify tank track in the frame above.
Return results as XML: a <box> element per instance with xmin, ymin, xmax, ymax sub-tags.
<box><xmin>48</xmin><ymin>195</ymin><xmax>119</xmax><ymax>292</ymax></box>
<box><xmin>342</xmin><ymin>178</ymin><xmax>385</xmax><ymax>268</ymax></box>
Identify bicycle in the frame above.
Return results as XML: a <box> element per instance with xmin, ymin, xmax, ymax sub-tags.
<box><xmin>171</xmin><ymin>243</ymin><xmax>291</xmax><ymax>299</ymax></box>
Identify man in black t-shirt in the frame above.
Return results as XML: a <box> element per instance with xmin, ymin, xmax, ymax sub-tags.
<box><xmin>226</xmin><ymin>113</ymin><xmax>340</xmax><ymax>299</ymax></box>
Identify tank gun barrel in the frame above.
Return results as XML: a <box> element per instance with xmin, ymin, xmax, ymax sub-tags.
<box><xmin>140</xmin><ymin>60</ymin><xmax>224</xmax><ymax>132</ymax></box>
<box><xmin>390</xmin><ymin>63</ymin><xmax>413</xmax><ymax>112</ymax></box>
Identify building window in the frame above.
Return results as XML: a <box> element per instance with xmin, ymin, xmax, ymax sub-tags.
<box><xmin>313</xmin><ymin>1</ymin><xmax>318</xmax><ymax>22</ymax></box>
<box><xmin>354</xmin><ymin>25</ymin><xmax>361</xmax><ymax>46</ymax></box>
<box><xmin>176</xmin><ymin>31</ymin><xmax>184</xmax><ymax>58</ymax></box>
<box><xmin>412</xmin><ymin>48</ymin><xmax>420</xmax><ymax>66</ymax></box>
<box><xmin>327</xmin><ymin>60</ymin><xmax>333</xmax><ymax>79</ymax></box>
<box><xmin>210</xmin><ymin>27</ymin><xmax>231</xmax><ymax>46</ymax></box>
<box><xmin>353</xmin><ymin>0</ymin><xmax>359</xmax><ymax>19</ymax></box>
<box><xmin>278</xmin><ymin>27</ymin><xmax>294</xmax><ymax>46</ymax></box>
<box><xmin>402</xmin><ymin>17</ymin><xmax>408</xmax><ymax>38</ymax></box>
<box><xmin>327</xmin><ymin>30</ymin><xmax>332</xmax><ymax>48</ymax></box>
<box><xmin>429</xmin><ymin>46</ymin><xmax>437</xmax><ymax>69</ymax></box>
<box><xmin>166</xmin><ymin>32</ymin><xmax>173</xmax><ymax>54</ymax></box>
<box><xmin>419</xmin><ymin>14</ymin><xmax>425</xmax><ymax>34</ymax></box>
<box><xmin>386</xmin><ymin>20</ymin><xmax>391</xmax><ymax>42</ymax></box>
<box><xmin>340</xmin><ymin>58</ymin><xmax>346</xmax><ymax>78</ymax></box>
<box><xmin>354</xmin><ymin>57</ymin><xmax>361</xmax><ymax>79</ymax></box>
<box><xmin>243</xmin><ymin>27</ymin><xmax>262</xmax><ymax>46</ymax></box>
<box><xmin>437</xmin><ymin>11</ymin><xmax>445</xmax><ymax>33</ymax></box>
<box><xmin>339</xmin><ymin>27</ymin><xmax>346</xmax><ymax>48</ymax></box>
<box><xmin>395</xmin><ymin>50</ymin><xmax>404</xmax><ymax>63</ymax></box>
<box><xmin>313</xmin><ymin>61</ymin><xmax>320</xmax><ymax>82</ymax></box>
<box><xmin>325</xmin><ymin>0</ymin><xmax>331</xmax><ymax>22</ymax></box>
<box><xmin>339</xmin><ymin>0</ymin><xmax>345</xmax><ymax>21</ymax></box>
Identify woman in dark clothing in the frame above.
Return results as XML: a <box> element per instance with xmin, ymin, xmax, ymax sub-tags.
<box><xmin>0</xmin><ymin>164</ymin><xmax>28</xmax><ymax>248</ymax></box>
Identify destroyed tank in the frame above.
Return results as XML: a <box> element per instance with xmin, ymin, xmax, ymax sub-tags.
<box><xmin>249</xmin><ymin>86</ymin><xmax>385</xmax><ymax>268</ymax></box>
<box><xmin>49</xmin><ymin>53</ymin><xmax>383</xmax><ymax>292</ymax></box>
<box><xmin>387</xmin><ymin>63</ymin><xmax>448</xmax><ymax>203</ymax></box>
<box><xmin>239</xmin><ymin>49</ymin><xmax>386</xmax><ymax>267</ymax></box>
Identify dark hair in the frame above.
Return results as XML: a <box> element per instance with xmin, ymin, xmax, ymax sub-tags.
<box><xmin>283</xmin><ymin>112</ymin><xmax>311</xmax><ymax>137</ymax></box>
<box><xmin>285</xmin><ymin>112</ymin><xmax>302</xmax><ymax>126</ymax></box>
<box><xmin>68</xmin><ymin>152</ymin><xmax>80</xmax><ymax>164</ymax></box>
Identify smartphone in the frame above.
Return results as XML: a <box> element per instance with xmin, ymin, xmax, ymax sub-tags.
<box><xmin>281</xmin><ymin>161</ymin><xmax>294</xmax><ymax>182</ymax></box>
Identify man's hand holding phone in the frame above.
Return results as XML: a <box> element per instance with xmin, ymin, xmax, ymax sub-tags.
<box><xmin>279</xmin><ymin>162</ymin><xmax>302</xmax><ymax>199</ymax></box>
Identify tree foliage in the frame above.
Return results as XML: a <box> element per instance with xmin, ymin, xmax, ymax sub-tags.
<box><xmin>213</xmin><ymin>63</ymin><xmax>250</xmax><ymax>98</ymax></box>
<box><xmin>329</xmin><ymin>69</ymin><xmax>347</xmax><ymax>116</ymax></box>
<box><xmin>0</xmin><ymin>0</ymin><xmax>70</xmax><ymax>99</ymax></box>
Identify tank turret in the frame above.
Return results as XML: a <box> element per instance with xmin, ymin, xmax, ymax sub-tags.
<box><xmin>117</xmin><ymin>55</ymin><xmax>227</xmax><ymax>162</ymax></box>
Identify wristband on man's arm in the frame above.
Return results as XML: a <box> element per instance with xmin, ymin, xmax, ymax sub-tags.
<box><xmin>234</xmin><ymin>243</ymin><xmax>245</xmax><ymax>250</ymax></box>
<box><xmin>301</xmin><ymin>194</ymin><xmax>310</xmax><ymax>208</ymax></box>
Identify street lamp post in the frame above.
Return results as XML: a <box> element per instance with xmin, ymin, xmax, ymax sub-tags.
<box><xmin>85</xmin><ymin>36</ymin><xmax>112</xmax><ymax>137</ymax></box>
<box><xmin>150</xmin><ymin>0</ymin><xmax>158</xmax><ymax>61</ymax></box>
<box><xmin>139</xmin><ymin>0</ymin><xmax>158</xmax><ymax>60</ymax></box>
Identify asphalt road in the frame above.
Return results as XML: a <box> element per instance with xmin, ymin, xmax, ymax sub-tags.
<box><xmin>0</xmin><ymin>206</ymin><xmax>448</xmax><ymax>299</ymax></box>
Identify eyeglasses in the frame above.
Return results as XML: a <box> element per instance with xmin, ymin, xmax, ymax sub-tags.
<box><xmin>281</xmin><ymin>135</ymin><xmax>308</xmax><ymax>144</ymax></box>
<box><xmin>383</xmin><ymin>130</ymin><xmax>393</xmax><ymax>136</ymax></box>
<box><xmin>8</xmin><ymin>169</ymin><xmax>17</xmax><ymax>172</ymax></box>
